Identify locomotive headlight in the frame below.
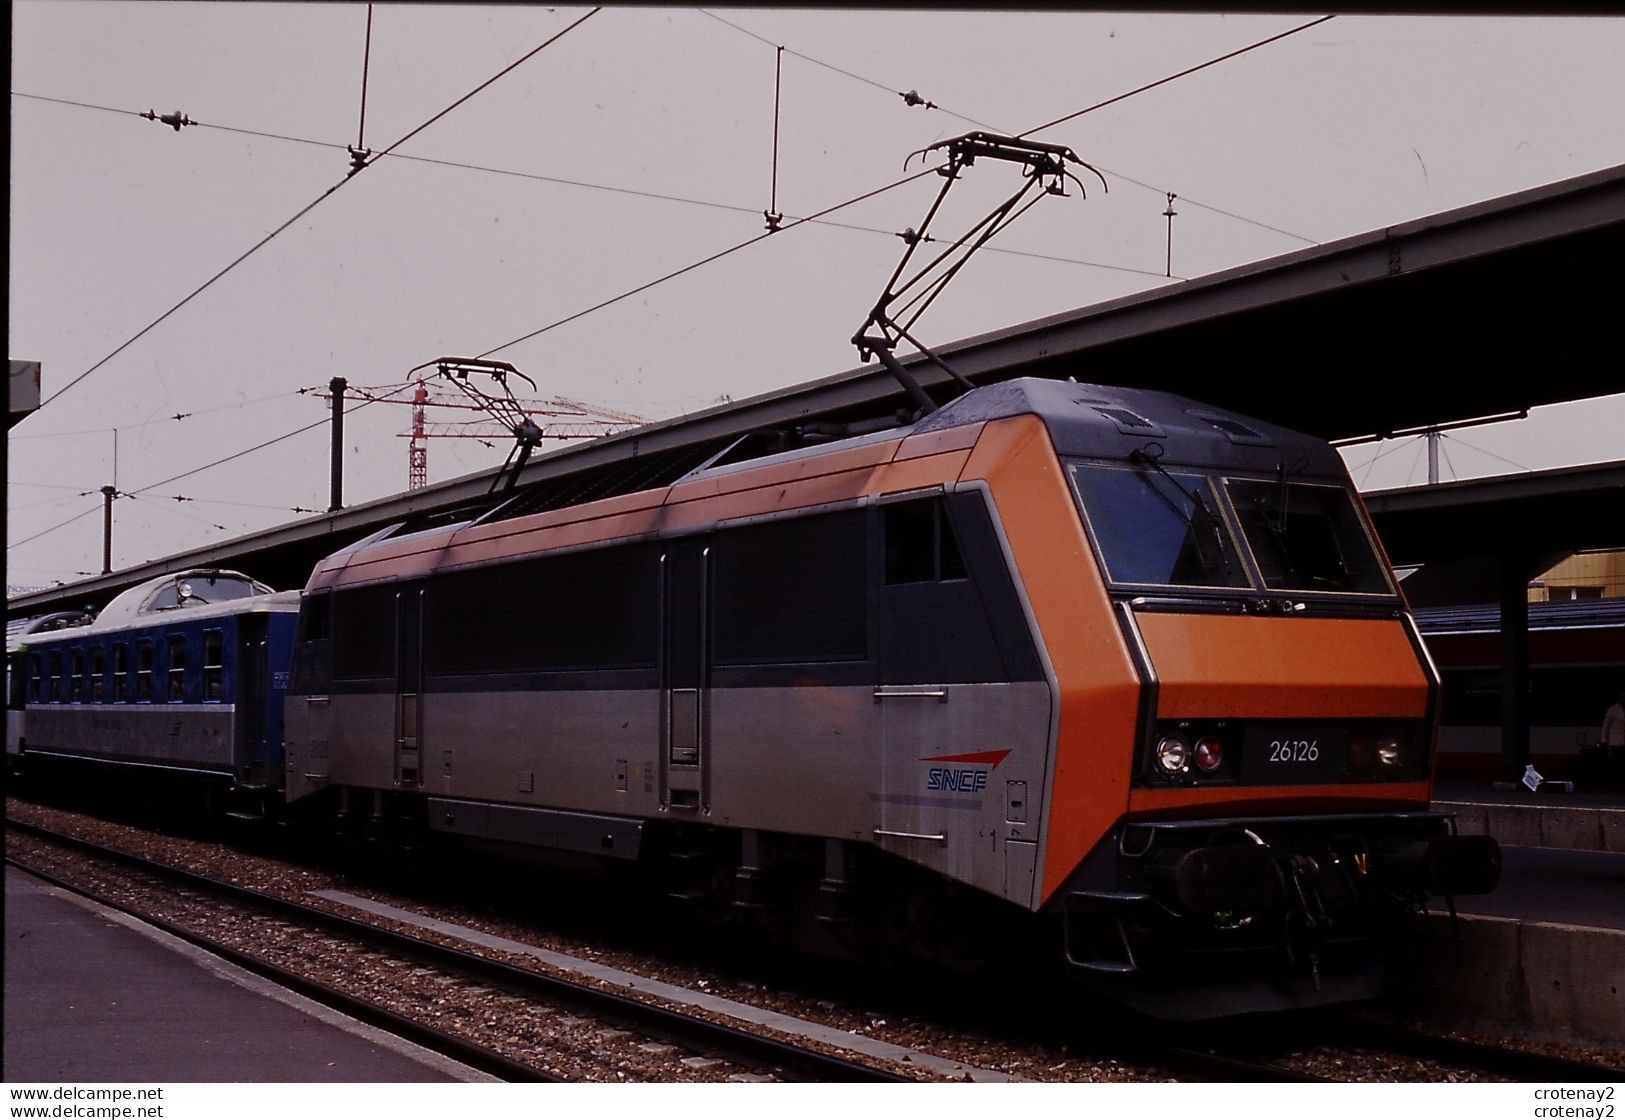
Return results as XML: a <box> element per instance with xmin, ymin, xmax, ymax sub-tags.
<box><xmin>1193</xmin><ymin>736</ymin><xmax>1225</xmax><ymax>773</ymax></box>
<box><xmin>1376</xmin><ymin>736</ymin><xmax>1404</xmax><ymax>767</ymax></box>
<box><xmin>1155</xmin><ymin>735</ymin><xmax>1190</xmax><ymax>775</ymax></box>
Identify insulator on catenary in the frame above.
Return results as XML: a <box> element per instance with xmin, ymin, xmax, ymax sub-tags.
<box><xmin>141</xmin><ymin>109</ymin><xmax>196</xmax><ymax>131</ymax></box>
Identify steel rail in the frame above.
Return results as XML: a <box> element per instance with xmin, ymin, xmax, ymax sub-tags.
<box><xmin>5</xmin><ymin>817</ymin><xmax>913</xmax><ymax>1083</ymax></box>
<box><xmin>1116</xmin><ymin>1042</ymin><xmax>1330</xmax><ymax>1084</ymax></box>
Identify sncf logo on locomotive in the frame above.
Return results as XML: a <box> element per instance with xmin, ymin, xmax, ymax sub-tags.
<box><xmin>920</xmin><ymin>749</ymin><xmax>1012</xmax><ymax>793</ymax></box>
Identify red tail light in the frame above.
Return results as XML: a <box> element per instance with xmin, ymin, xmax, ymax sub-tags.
<box><xmin>1194</xmin><ymin>736</ymin><xmax>1224</xmax><ymax>772</ymax></box>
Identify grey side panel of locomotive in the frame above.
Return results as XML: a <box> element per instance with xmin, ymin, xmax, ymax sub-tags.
<box><xmin>289</xmin><ymin>680</ymin><xmax>1049</xmax><ymax>904</ymax></box>
<box><xmin>26</xmin><ymin>703</ymin><xmax>237</xmax><ymax>773</ymax></box>
<box><xmin>287</xmin><ymin>689</ymin><xmax>660</xmax><ymax>807</ymax></box>
<box><xmin>424</xmin><ymin>689</ymin><xmax>660</xmax><ymax>809</ymax></box>
<box><xmin>949</xmin><ymin>479</ymin><xmax>1062</xmax><ymax>911</ymax></box>
<box><xmin>285</xmin><ymin>691</ymin><xmax>394</xmax><ymax>796</ymax></box>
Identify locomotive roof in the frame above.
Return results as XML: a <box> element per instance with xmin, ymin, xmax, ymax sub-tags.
<box><xmin>308</xmin><ymin>376</ymin><xmax>1358</xmax><ymax>590</ymax></box>
<box><xmin>912</xmin><ymin>378</ymin><xmax>1346</xmax><ymax>478</ymax></box>
<box><xmin>684</xmin><ymin>377</ymin><xmax>1346</xmax><ymax>487</ymax></box>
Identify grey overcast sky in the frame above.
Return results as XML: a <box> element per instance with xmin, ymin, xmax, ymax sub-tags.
<box><xmin>9</xmin><ymin>5</ymin><xmax>1625</xmax><ymax>590</ymax></box>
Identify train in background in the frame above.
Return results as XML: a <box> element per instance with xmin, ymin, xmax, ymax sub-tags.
<box><xmin>1419</xmin><ymin>597</ymin><xmax>1625</xmax><ymax>782</ymax></box>
<box><xmin>8</xmin><ymin>377</ymin><xmax>1501</xmax><ymax>1019</ymax></box>
<box><xmin>6</xmin><ymin>608</ymin><xmax>95</xmax><ymax>762</ymax></box>
<box><xmin>7</xmin><ymin>572</ymin><xmax>299</xmax><ymax>812</ymax></box>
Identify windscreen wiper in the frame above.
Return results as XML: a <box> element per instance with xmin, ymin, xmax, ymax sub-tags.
<box><xmin>1127</xmin><ymin>446</ymin><xmax>1227</xmax><ymax>570</ymax></box>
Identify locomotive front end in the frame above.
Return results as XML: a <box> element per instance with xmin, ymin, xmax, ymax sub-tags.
<box><xmin>984</xmin><ymin>383</ymin><xmax>1504</xmax><ymax>1017</ymax></box>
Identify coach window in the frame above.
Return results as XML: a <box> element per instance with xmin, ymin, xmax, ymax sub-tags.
<box><xmin>46</xmin><ymin>651</ymin><xmax>63</xmax><ymax>702</ymax></box>
<box><xmin>167</xmin><ymin>634</ymin><xmax>188</xmax><ymax>701</ymax></box>
<box><xmin>113</xmin><ymin>644</ymin><xmax>130</xmax><ymax>702</ymax></box>
<box><xmin>90</xmin><ymin>647</ymin><xmax>106</xmax><ymax>702</ymax></box>
<box><xmin>69</xmin><ymin>649</ymin><xmax>85</xmax><ymax>702</ymax></box>
<box><xmin>203</xmin><ymin>630</ymin><xmax>224</xmax><ymax>701</ymax></box>
<box><xmin>8</xmin><ymin>653</ymin><xmax>27</xmax><ymax>712</ymax></box>
<box><xmin>29</xmin><ymin>653</ymin><xmax>43</xmax><ymax>702</ymax></box>
<box><xmin>136</xmin><ymin>640</ymin><xmax>154</xmax><ymax>702</ymax></box>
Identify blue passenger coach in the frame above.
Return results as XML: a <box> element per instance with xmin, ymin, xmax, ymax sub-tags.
<box><xmin>15</xmin><ymin>570</ymin><xmax>299</xmax><ymax>811</ymax></box>
<box><xmin>8</xmin><ymin>609</ymin><xmax>95</xmax><ymax>761</ymax></box>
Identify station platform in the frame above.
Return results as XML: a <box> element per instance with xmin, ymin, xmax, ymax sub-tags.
<box><xmin>1432</xmin><ymin>779</ymin><xmax>1625</xmax><ymax>853</ymax></box>
<box><xmin>2</xmin><ymin>865</ymin><xmax>491</xmax><ymax>1083</ymax></box>
<box><xmin>1413</xmin><ymin>781</ymin><xmax>1625</xmax><ymax>1049</ymax></box>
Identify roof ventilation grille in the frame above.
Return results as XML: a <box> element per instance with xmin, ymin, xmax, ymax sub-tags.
<box><xmin>1189</xmin><ymin>409</ymin><xmax>1275</xmax><ymax>447</ymax></box>
<box><xmin>1092</xmin><ymin>405</ymin><xmax>1164</xmax><ymax>437</ymax></box>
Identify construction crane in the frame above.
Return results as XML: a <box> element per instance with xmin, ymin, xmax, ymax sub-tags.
<box><xmin>331</xmin><ymin>364</ymin><xmax>648</xmax><ymax>491</ymax></box>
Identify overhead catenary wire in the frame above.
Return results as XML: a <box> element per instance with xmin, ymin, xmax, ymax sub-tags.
<box><xmin>1017</xmin><ymin>15</ymin><xmax>1336</xmax><ymax>138</ymax></box>
<box><xmin>6</xmin><ymin>503</ymin><xmax>103</xmax><ymax>551</ymax></box>
<box><xmin>26</xmin><ymin>7</ymin><xmax>602</xmax><ymax>414</ymax></box>
<box><xmin>8</xmin><ymin>496</ymin><xmax>89</xmax><ymax>513</ymax></box>
<box><xmin>123</xmin><ymin>397</ymin><xmax>378</xmax><ymax>497</ymax></box>
<box><xmin>14</xmin><ymin>9</ymin><xmax>1329</xmax><ymax>532</ymax></box>
<box><xmin>8</xmin><ymin>405</ymin><xmax>359</xmax><ymax>557</ymax></box>
<box><xmin>7</xmin><ymin>480</ymin><xmax>107</xmax><ymax>493</ymax></box>
<box><xmin>478</xmin><ymin>15</ymin><xmax>1340</xmax><ymax>362</ymax></box>
<box><xmin>695</xmin><ymin>10</ymin><xmax>1322</xmax><ymax>246</ymax></box>
<box><xmin>476</xmin><ymin>165</ymin><xmax>944</xmax><ymax>359</ymax></box>
<box><xmin>148</xmin><ymin>494</ymin><xmax>326</xmax><ymax>515</ymax></box>
<box><xmin>7</xmin><ymin>566</ymin><xmax>102</xmax><ymax>580</ymax></box>
<box><xmin>12</xmin><ymin>91</ymin><xmax>1171</xmax><ymax>279</ymax></box>
<box><xmin>696</xmin><ymin>9</ymin><xmax>989</xmax><ymax>122</ymax></box>
<box><xmin>120</xmin><ymin>490</ymin><xmax>235</xmax><ymax>534</ymax></box>
<box><xmin>7</xmin><ymin>388</ymin><xmax>311</xmax><ymax>441</ymax></box>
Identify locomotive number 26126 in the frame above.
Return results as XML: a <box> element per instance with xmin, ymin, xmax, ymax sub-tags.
<box><xmin>1269</xmin><ymin>739</ymin><xmax>1320</xmax><ymax>763</ymax></box>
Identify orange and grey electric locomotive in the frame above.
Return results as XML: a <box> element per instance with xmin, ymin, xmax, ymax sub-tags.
<box><xmin>280</xmin><ymin>376</ymin><xmax>1499</xmax><ymax>1015</ymax></box>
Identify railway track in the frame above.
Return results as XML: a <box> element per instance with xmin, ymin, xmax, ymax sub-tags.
<box><xmin>5</xmin><ymin>816</ymin><xmax>913</xmax><ymax>1083</ymax></box>
<box><xmin>1325</xmin><ymin>1013</ymin><xmax>1625</xmax><ymax>1084</ymax></box>
<box><xmin>1135</xmin><ymin>1010</ymin><xmax>1625</xmax><ymax>1084</ymax></box>
<box><xmin>11</xmin><ymin>800</ymin><xmax>1620</xmax><ymax>1084</ymax></box>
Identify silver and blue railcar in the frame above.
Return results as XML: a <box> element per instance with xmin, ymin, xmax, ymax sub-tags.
<box><xmin>15</xmin><ymin>570</ymin><xmax>299</xmax><ymax>808</ymax></box>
